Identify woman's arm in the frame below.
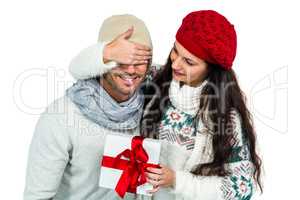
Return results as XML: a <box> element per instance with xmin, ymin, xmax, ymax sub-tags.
<box><xmin>147</xmin><ymin>110</ymin><xmax>256</xmax><ymax>199</ymax></box>
<box><xmin>174</xmin><ymin>111</ymin><xmax>255</xmax><ymax>200</ymax></box>
<box><xmin>69</xmin><ymin>28</ymin><xmax>152</xmax><ymax>80</ymax></box>
<box><xmin>174</xmin><ymin>160</ymin><xmax>254</xmax><ymax>200</ymax></box>
<box><xmin>69</xmin><ymin>42</ymin><xmax>118</xmax><ymax>79</ymax></box>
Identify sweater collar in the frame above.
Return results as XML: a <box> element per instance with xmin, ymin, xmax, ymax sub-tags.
<box><xmin>169</xmin><ymin>79</ymin><xmax>207</xmax><ymax>116</ymax></box>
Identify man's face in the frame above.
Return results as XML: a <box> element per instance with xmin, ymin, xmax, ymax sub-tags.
<box><xmin>103</xmin><ymin>63</ymin><xmax>148</xmax><ymax>97</ymax></box>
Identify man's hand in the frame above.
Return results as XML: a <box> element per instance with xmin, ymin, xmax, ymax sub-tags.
<box><xmin>103</xmin><ymin>26</ymin><xmax>152</xmax><ymax>65</ymax></box>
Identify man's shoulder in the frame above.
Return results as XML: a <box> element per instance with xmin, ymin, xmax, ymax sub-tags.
<box><xmin>43</xmin><ymin>95</ymin><xmax>74</xmax><ymax>115</ymax></box>
<box><xmin>39</xmin><ymin>95</ymin><xmax>79</xmax><ymax>125</ymax></box>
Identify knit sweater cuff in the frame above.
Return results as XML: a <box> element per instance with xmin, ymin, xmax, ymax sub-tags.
<box><xmin>173</xmin><ymin>170</ymin><xmax>222</xmax><ymax>200</ymax></box>
<box><xmin>69</xmin><ymin>41</ymin><xmax>118</xmax><ymax>80</ymax></box>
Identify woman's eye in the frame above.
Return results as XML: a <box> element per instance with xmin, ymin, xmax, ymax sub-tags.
<box><xmin>185</xmin><ymin>59</ymin><xmax>194</xmax><ymax>66</ymax></box>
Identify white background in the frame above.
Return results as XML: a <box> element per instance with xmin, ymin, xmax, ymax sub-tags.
<box><xmin>0</xmin><ymin>0</ymin><xmax>299</xmax><ymax>199</ymax></box>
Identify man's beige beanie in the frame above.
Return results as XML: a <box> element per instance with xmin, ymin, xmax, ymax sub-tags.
<box><xmin>98</xmin><ymin>14</ymin><xmax>152</xmax><ymax>49</ymax></box>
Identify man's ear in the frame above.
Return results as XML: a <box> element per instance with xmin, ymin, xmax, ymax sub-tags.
<box><xmin>101</xmin><ymin>72</ymin><xmax>109</xmax><ymax>81</ymax></box>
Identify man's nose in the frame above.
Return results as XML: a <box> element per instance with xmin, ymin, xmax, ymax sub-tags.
<box><xmin>121</xmin><ymin>65</ymin><xmax>136</xmax><ymax>74</ymax></box>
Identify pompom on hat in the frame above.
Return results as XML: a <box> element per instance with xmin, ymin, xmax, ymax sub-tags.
<box><xmin>176</xmin><ymin>10</ymin><xmax>237</xmax><ymax>70</ymax></box>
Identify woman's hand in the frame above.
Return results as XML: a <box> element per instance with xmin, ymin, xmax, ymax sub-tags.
<box><xmin>103</xmin><ymin>26</ymin><xmax>152</xmax><ymax>65</ymax></box>
<box><xmin>145</xmin><ymin>164</ymin><xmax>176</xmax><ymax>194</ymax></box>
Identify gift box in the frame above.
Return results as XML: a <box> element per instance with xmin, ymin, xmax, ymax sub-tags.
<box><xmin>99</xmin><ymin>134</ymin><xmax>161</xmax><ymax>198</ymax></box>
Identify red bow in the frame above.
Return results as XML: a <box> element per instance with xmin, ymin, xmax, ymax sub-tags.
<box><xmin>101</xmin><ymin>136</ymin><xmax>160</xmax><ymax>198</ymax></box>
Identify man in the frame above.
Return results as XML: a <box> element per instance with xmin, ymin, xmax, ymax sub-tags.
<box><xmin>24</xmin><ymin>14</ymin><xmax>152</xmax><ymax>200</ymax></box>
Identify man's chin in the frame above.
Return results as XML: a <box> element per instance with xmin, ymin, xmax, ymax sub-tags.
<box><xmin>114</xmin><ymin>77</ymin><xmax>141</xmax><ymax>92</ymax></box>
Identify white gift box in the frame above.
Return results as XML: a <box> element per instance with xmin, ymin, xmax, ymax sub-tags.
<box><xmin>99</xmin><ymin>134</ymin><xmax>161</xmax><ymax>197</ymax></box>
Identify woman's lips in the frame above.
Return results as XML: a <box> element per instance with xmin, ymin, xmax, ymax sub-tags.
<box><xmin>173</xmin><ymin>70</ymin><xmax>185</xmax><ymax>76</ymax></box>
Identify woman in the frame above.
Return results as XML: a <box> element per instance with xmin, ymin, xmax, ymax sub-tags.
<box><xmin>141</xmin><ymin>10</ymin><xmax>263</xmax><ymax>200</ymax></box>
<box><xmin>69</xmin><ymin>10</ymin><xmax>262</xmax><ymax>200</ymax></box>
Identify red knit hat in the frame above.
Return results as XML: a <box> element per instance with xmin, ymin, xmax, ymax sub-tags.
<box><xmin>176</xmin><ymin>10</ymin><xmax>237</xmax><ymax>70</ymax></box>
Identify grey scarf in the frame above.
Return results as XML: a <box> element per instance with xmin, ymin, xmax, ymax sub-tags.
<box><xmin>66</xmin><ymin>78</ymin><xmax>144</xmax><ymax>131</ymax></box>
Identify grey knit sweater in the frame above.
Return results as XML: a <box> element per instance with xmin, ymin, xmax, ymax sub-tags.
<box><xmin>24</xmin><ymin>95</ymin><xmax>150</xmax><ymax>200</ymax></box>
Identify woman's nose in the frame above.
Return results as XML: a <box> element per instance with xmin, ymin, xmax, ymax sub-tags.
<box><xmin>171</xmin><ymin>57</ymin><xmax>183</xmax><ymax>70</ymax></box>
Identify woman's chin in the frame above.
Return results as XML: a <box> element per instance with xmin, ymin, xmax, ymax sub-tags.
<box><xmin>172</xmin><ymin>76</ymin><xmax>186</xmax><ymax>84</ymax></box>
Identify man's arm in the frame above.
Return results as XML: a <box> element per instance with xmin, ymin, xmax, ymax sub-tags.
<box><xmin>24</xmin><ymin>113</ymin><xmax>72</xmax><ymax>200</ymax></box>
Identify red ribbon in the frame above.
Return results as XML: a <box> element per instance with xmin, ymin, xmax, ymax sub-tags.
<box><xmin>101</xmin><ymin>136</ymin><xmax>160</xmax><ymax>198</ymax></box>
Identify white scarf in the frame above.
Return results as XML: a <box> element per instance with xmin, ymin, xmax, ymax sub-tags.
<box><xmin>169</xmin><ymin>79</ymin><xmax>208</xmax><ymax>116</ymax></box>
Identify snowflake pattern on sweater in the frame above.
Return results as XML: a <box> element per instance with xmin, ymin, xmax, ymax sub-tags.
<box><xmin>159</xmin><ymin>101</ymin><xmax>255</xmax><ymax>200</ymax></box>
<box><xmin>222</xmin><ymin>161</ymin><xmax>254</xmax><ymax>200</ymax></box>
<box><xmin>221</xmin><ymin>110</ymin><xmax>254</xmax><ymax>200</ymax></box>
<box><xmin>159</xmin><ymin>103</ymin><xmax>198</xmax><ymax>151</ymax></box>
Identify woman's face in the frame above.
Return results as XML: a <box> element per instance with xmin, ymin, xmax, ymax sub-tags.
<box><xmin>170</xmin><ymin>41</ymin><xmax>209</xmax><ymax>86</ymax></box>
